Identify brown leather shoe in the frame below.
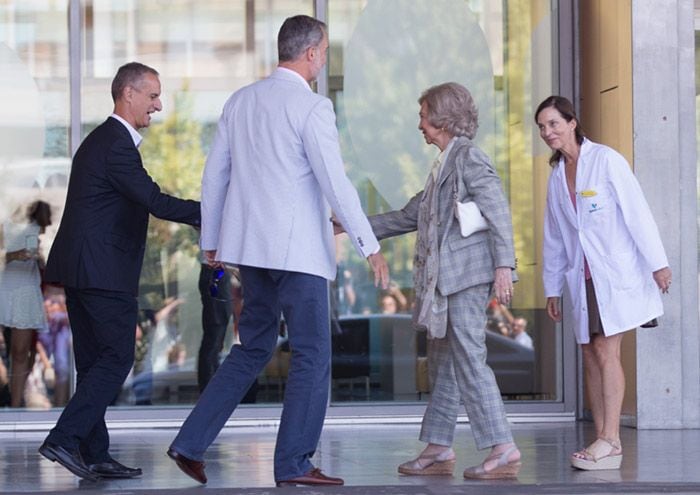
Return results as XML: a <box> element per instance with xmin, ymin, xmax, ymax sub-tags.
<box><xmin>276</xmin><ymin>468</ymin><xmax>344</xmax><ymax>487</ymax></box>
<box><xmin>167</xmin><ymin>448</ymin><xmax>207</xmax><ymax>484</ymax></box>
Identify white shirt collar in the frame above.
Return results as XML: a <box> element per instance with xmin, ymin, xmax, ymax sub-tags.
<box><xmin>276</xmin><ymin>66</ymin><xmax>311</xmax><ymax>91</ymax></box>
<box><xmin>434</xmin><ymin>136</ymin><xmax>458</xmax><ymax>177</ymax></box>
<box><xmin>110</xmin><ymin>113</ymin><xmax>143</xmax><ymax>147</ymax></box>
<box><xmin>441</xmin><ymin>136</ymin><xmax>457</xmax><ymax>161</ymax></box>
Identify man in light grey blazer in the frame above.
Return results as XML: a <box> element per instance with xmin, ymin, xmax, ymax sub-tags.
<box><xmin>167</xmin><ymin>15</ymin><xmax>389</xmax><ymax>488</ymax></box>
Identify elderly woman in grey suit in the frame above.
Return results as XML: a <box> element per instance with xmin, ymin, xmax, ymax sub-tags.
<box><xmin>338</xmin><ymin>82</ymin><xmax>521</xmax><ymax>479</ymax></box>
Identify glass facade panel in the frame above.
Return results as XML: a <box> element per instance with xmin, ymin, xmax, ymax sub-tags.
<box><xmin>0</xmin><ymin>0</ymin><xmax>564</xmax><ymax>413</ymax></box>
<box><xmin>695</xmin><ymin>3</ymin><xmax>700</xmax><ymax>366</ymax></box>
<box><xmin>327</xmin><ymin>0</ymin><xmax>561</xmax><ymax>403</ymax></box>
<box><xmin>78</xmin><ymin>0</ymin><xmax>313</xmax><ymax>407</ymax></box>
<box><xmin>0</xmin><ymin>1</ymin><xmax>71</xmax><ymax>409</ymax></box>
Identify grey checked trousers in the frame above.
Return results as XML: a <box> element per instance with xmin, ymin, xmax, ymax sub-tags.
<box><xmin>419</xmin><ymin>283</ymin><xmax>513</xmax><ymax>450</ymax></box>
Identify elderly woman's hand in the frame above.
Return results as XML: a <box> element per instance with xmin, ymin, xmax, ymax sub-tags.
<box><xmin>493</xmin><ymin>267</ymin><xmax>514</xmax><ymax>305</ymax></box>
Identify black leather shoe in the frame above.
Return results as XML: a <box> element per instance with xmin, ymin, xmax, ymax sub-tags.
<box><xmin>167</xmin><ymin>448</ymin><xmax>207</xmax><ymax>484</ymax></box>
<box><xmin>39</xmin><ymin>441</ymin><xmax>98</xmax><ymax>481</ymax></box>
<box><xmin>88</xmin><ymin>459</ymin><xmax>142</xmax><ymax>479</ymax></box>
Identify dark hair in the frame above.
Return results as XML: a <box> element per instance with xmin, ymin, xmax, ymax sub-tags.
<box><xmin>27</xmin><ymin>200</ymin><xmax>51</xmax><ymax>228</ymax></box>
<box><xmin>418</xmin><ymin>82</ymin><xmax>479</xmax><ymax>139</ymax></box>
<box><xmin>535</xmin><ymin>95</ymin><xmax>586</xmax><ymax>166</ymax></box>
<box><xmin>111</xmin><ymin>62</ymin><xmax>159</xmax><ymax>103</ymax></box>
<box><xmin>138</xmin><ymin>309</ymin><xmax>157</xmax><ymax>330</ymax></box>
<box><xmin>277</xmin><ymin>15</ymin><xmax>326</xmax><ymax>62</ymax></box>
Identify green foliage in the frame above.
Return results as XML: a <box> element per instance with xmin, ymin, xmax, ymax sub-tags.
<box><xmin>138</xmin><ymin>87</ymin><xmax>204</xmax><ymax>308</ymax></box>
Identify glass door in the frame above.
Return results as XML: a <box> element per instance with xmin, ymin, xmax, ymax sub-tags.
<box><xmin>325</xmin><ymin>0</ymin><xmax>573</xmax><ymax>409</ymax></box>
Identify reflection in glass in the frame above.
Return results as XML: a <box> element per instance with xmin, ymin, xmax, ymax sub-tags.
<box><xmin>0</xmin><ymin>1</ymin><xmax>70</xmax><ymax>410</ymax></box>
<box><xmin>329</xmin><ymin>0</ymin><xmax>559</xmax><ymax>403</ymax></box>
<box><xmin>0</xmin><ymin>0</ymin><xmax>561</xmax><ymax>411</ymax></box>
<box><xmin>78</xmin><ymin>0</ymin><xmax>313</xmax><ymax>407</ymax></box>
<box><xmin>695</xmin><ymin>10</ymin><xmax>700</xmax><ymax>404</ymax></box>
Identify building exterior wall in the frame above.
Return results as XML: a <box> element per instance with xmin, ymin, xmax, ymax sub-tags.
<box><xmin>580</xmin><ymin>0</ymin><xmax>700</xmax><ymax>428</ymax></box>
<box><xmin>631</xmin><ymin>0</ymin><xmax>700</xmax><ymax>429</ymax></box>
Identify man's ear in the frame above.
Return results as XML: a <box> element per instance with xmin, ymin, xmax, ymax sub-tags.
<box><xmin>306</xmin><ymin>45</ymin><xmax>316</xmax><ymax>62</ymax></box>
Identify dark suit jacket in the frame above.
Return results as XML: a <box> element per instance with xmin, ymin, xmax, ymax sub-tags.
<box><xmin>45</xmin><ymin>117</ymin><xmax>200</xmax><ymax>295</ymax></box>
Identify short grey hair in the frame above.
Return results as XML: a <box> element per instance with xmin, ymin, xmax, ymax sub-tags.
<box><xmin>277</xmin><ymin>15</ymin><xmax>327</xmax><ymax>62</ymax></box>
<box><xmin>111</xmin><ymin>62</ymin><xmax>159</xmax><ymax>102</ymax></box>
<box><xmin>418</xmin><ymin>82</ymin><xmax>478</xmax><ymax>139</ymax></box>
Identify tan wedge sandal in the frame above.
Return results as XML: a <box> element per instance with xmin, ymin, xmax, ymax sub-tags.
<box><xmin>398</xmin><ymin>448</ymin><xmax>456</xmax><ymax>475</ymax></box>
<box><xmin>570</xmin><ymin>438</ymin><xmax>622</xmax><ymax>471</ymax></box>
<box><xmin>463</xmin><ymin>446</ymin><xmax>522</xmax><ymax>480</ymax></box>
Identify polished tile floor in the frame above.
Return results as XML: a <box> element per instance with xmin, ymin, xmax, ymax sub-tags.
<box><xmin>2</xmin><ymin>422</ymin><xmax>700</xmax><ymax>493</ymax></box>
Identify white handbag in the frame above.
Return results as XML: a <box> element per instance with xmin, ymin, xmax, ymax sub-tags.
<box><xmin>453</xmin><ymin>155</ymin><xmax>488</xmax><ymax>237</ymax></box>
<box><xmin>456</xmin><ymin>200</ymin><xmax>488</xmax><ymax>237</ymax></box>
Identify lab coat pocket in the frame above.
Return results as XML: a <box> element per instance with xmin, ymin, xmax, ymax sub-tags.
<box><xmin>605</xmin><ymin>250</ymin><xmax>644</xmax><ymax>291</ymax></box>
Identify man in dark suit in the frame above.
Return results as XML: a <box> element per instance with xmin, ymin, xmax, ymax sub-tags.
<box><xmin>38</xmin><ymin>62</ymin><xmax>200</xmax><ymax>481</ymax></box>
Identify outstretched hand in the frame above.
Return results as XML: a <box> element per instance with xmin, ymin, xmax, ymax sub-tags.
<box><xmin>367</xmin><ymin>252</ymin><xmax>390</xmax><ymax>290</ymax></box>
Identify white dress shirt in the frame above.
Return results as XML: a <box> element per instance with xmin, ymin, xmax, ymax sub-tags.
<box><xmin>110</xmin><ymin>113</ymin><xmax>143</xmax><ymax>147</ymax></box>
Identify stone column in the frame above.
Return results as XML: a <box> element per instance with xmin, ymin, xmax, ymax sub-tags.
<box><xmin>632</xmin><ymin>0</ymin><xmax>700</xmax><ymax>428</ymax></box>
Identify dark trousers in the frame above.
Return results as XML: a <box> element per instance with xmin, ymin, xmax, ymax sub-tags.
<box><xmin>171</xmin><ymin>266</ymin><xmax>330</xmax><ymax>481</ymax></box>
<box><xmin>197</xmin><ymin>264</ymin><xmax>232</xmax><ymax>391</ymax></box>
<box><xmin>46</xmin><ymin>287</ymin><xmax>137</xmax><ymax>463</ymax></box>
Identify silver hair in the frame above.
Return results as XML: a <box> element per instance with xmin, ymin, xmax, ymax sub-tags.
<box><xmin>418</xmin><ymin>82</ymin><xmax>478</xmax><ymax>139</ymax></box>
<box><xmin>277</xmin><ymin>15</ymin><xmax>327</xmax><ymax>62</ymax></box>
<box><xmin>111</xmin><ymin>62</ymin><xmax>159</xmax><ymax>103</ymax></box>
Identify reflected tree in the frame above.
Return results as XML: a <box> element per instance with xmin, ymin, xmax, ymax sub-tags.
<box><xmin>334</xmin><ymin>0</ymin><xmax>497</xmax><ymax>311</ymax></box>
<box><xmin>138</xmin><ymin>87</ymin><xmax>204</xmax><ymax>310</ymax></box>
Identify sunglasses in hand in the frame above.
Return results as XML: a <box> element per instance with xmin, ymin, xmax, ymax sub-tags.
<box><xmin>209</xmin><ymin>267</ymin><xmax>226</xmax><ymax>298</ymax></box>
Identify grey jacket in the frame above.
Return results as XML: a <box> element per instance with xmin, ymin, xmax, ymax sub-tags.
<box><xmin>369</xmin><ymin>136</ymin><xmax>516</xmax><ymax>296</ymax></box>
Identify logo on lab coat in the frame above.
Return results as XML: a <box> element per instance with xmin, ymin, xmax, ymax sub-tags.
<box><xmin>588</xmin><ymin>202</ymin><xmax>603</xmax><ymax>213</ymax></box>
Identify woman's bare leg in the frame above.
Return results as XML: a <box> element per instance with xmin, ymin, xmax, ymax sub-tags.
<box><xmin>10</xmin><ymin>329</ymin><xmax>35</xmax><ymax>408</ymax></box>
<box><xmin>592</xmin><ymin>333</ymin><xmax>625</xmax><ymax>444</ymax></box>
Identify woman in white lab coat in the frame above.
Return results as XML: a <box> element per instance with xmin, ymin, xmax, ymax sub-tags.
<box><xmin>536</xmin><ymin>96</ymin><xmax>671</xmax><ymax>471</ymax></box>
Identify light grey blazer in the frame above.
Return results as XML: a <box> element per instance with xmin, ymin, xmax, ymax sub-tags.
<box><xmin>201</xmin><ymin>68</ymin><xmax>379</xmax><ymax>280</ymax></box>
<box><xmin>369</xmin><ymin>136</ymin><xmax>516</xmax><ymax>296</ymax></box>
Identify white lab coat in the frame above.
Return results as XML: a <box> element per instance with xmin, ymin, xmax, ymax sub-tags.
<box><xmin>542</xmin><ymin>139</ymin><xmax>668</xmax><ymax>344</ymax></box>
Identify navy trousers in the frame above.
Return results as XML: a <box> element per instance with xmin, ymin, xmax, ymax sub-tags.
<box><xmin>46</xmin><ymin>287</ymin><xmax>137</xmax><ymax>463</ymax></box>
<box><xmin>170</xmin><ymin>266</ymin><xmax>331</xmax><ymax>482</ymax></box>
